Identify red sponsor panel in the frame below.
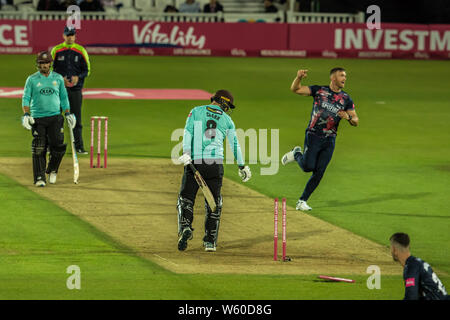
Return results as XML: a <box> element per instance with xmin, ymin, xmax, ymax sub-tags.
<box><xmin>86</xmin><ymin>47</ymin><xmax>262</xmax><ymax>57</ymax></box>
<box><xmin>1</xmin><ymin>20</ymin><xmax>448</xmax><ymax>59</ymax></box>
<box><xmin>289</xmin><ymin>23</ymin><xmax>450</xmax><ymax>59</ymax></box>
<box><xmin>333</xmin><ymin>23</ymin><xmax>431</xmax><ymax>52</ymax></box>
<box><xmin>428</xmin><ymin>24</ymin><xmax>450</xmax><ymax>59</ymax></box>
<box><xmin>29</xmin><ymin>20</ymin><xmax>288</xmax><ymax>53</ymax></box>
<box><xmin>0</xmin><ymin>20</ymin><xmax>32</xmax><ymax>54</ymax></box>
<box><xmin>31</xmin><ymin>20</ymin><xmax>134</xmax><ymax>52</ymax></box>
<box><xmin>289</xmin><ymin>23</ymin><xmax>337</xmax><ymax>52</ymax></box>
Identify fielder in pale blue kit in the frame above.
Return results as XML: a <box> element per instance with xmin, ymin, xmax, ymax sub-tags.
<box><xmin>177</xmin><ymin>90</ymin><xmax>251</xmax><ymax>252</ymax></box>
<box><xmin>21</xmin><ymin>51</ymin><xmax>76</xmax><ymax>186</ymax></box>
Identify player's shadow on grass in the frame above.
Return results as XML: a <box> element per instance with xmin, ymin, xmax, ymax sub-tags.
<box><xmin>339</xmin><ymin>209</ymin><xmax>449</xmax><ymax>219</ymax></box>
<box><xmin>434</xmin><ymin>164</ymin><xmax>450</xmax><ymax>171</ymax></box>
<box><xmin>316</xmin><ymin>192</ymin><xmax>432</xmax><ymax>208</ymax></box>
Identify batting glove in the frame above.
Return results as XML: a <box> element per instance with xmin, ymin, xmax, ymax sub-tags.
<box><xmin>65</xmin><ymin>113</ymin><xmax>76</xmax><ymax>129</ymax></box>
<box><xmin>178</xmin><ymin>153</ymin><xmax>192</xmax><ymax>166</ymax></box>
<box><xmin>21</xmin><ymin>113</ymin><xmax>34</xmax><ymax>130</ymax></box>
<box><xmin>238</xmin><ymin>165</ymin><xmax>251</xmax><ymax>182</ymax></box>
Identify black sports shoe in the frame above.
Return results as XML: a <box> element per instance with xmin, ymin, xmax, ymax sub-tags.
<box><xmin>76</xmin><ymin>148</ymin><xmax>88</xmax><ymax>155</ymax></box>
<box><xmin>178</xmin><ymin>227</ymin><xmax>193</xmax><ymax>251</ymax></box>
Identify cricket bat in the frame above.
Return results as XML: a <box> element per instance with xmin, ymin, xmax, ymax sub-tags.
<box><xmin>188</xmin><ymin>163</ymin><xmax>216</xmax><ymax>212</ymax></box>
<box><xmin>68</xmin><ymin>126</ymin><xmax>79</xmax><ymax>184</ymax></box>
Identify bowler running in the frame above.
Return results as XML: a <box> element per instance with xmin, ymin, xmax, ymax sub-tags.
<box><xmin>281</xmin><ymin>68</ymin><xmax>359</xmax><ymax>211</ymax></box>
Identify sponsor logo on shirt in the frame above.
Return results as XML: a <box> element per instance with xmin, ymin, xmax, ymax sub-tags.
<box><xmin>40</xmin><ymin>87</ymin><xmax>55</xmax><ymax>96</ymax></box>
<box><xmin>206</xmin><ymin>107</ymin><xmax>223</xmax><ymax>115</ymax></box>
<box><xmin>321</xmin><ymin>101</ymin><xmax>341</xmax><ymax>114</ymax></box>
<box><xmin>405</xmin><ymin>278</ymin><xmax>415</xmax><ymax>287</ymax></box>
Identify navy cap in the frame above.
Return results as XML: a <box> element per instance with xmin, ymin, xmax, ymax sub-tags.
<box><xmin>64</xmin><ymin>26</ymin><xmax>76</xmax><ymax>36</ymax></box>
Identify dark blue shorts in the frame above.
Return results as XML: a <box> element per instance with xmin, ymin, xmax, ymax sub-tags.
<box><xmin>296</xmin><ymin>131</ymin><xmax>336</xmax><ymax>173</ymax></box>
<box><xmin>294</xmin><ymin>131</ymin><xmax>336</xmax><ymax>201</ymax></box>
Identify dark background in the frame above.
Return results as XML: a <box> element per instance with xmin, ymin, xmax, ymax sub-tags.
<box><xmin>313</xmin><ymin>0</ymin><xmax>450</xmax><ymax>24</ymax></box>
<box><xmin>1</xmin><ymin>0</ymin><xmax>449</xmax><ymax>24</ymax></box>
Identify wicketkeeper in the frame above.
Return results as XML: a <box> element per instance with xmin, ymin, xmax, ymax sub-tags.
<box><xmin>21</xmin><ymin>51</ymin><xmax>76</xmax><ymax>187</ymax></box>
<box><xmin>177</xmin><ymin>90</ymin><xmax>251</xmax><ymax>252</ymax></box>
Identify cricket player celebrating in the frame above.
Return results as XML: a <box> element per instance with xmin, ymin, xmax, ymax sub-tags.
<box><xmin>21</xmin><ymin>51</ymin><xmax>76</xmax><ymax>187</ymax></box>
<box><xmin>281</xmin><ymin>68</ymin><xmax>359</xmax><ymax>211</ymax></box>
<box><xmin>177</xmin><ymin>90</ymin><xmax>251</xmax><ymax>252</ymax></box>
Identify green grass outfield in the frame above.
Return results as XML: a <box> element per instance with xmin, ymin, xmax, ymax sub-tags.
<box><xmin>0</xmin><ymin>55</ymin><xmax>449</xmax><ymax>300</ymax></box>
<box><xmin>0</xmin><ymin>173</ymin><xmax>403</xmax><ymax>300</ymax></box>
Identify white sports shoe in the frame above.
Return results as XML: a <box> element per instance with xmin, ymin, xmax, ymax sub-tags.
<box><xmin>204</xmin><ymin>242</ymin><xmax>216</xmax><ymax>252</ymax></box>
<box><xmin>49</xmin><ymin>171</ymin><xmax>57</xmax><ymax>184</ymax></box>
<box><xmin>296</xmin><ymin>200</ymin><xmax>312</xmax><ymax>211</ymax></box>
<box><xmin>281</xmin><ymin>146</ymin><xmax>302</xmax><ymax>165</ymax></box>
<box><xmin>35</xmin><ymin>180</ymin><xmax>46</xmax><ymax>187</ymax></box>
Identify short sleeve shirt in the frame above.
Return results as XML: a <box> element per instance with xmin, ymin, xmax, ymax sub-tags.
<box><xmin>307</xmin><ymin>85</ymin><xmax>355</xmax><ymax>137</ymax></box>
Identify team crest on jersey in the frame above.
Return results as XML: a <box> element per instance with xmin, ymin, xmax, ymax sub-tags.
<box><xmin>333</xmin><ymin>94</ymin><xmax>344</xmax><ymax>105</ymax></box>
<box><xmin>206</xmin><ymin>107</ymin><xmax>223</xmax><ymax>115</ymax></box>
<box><xmin>53</xmin><ymin>81</ymin><xmax>57</xmax><ymax>86</ymax></box>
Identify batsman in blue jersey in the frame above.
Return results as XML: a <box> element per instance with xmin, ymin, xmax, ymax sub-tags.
<box><xmin>21</xmin><ymin>51</ymin><xmax>76</xmax><ymax>187</ymax></box>
<box><xmin>281</xmin><ymin>68</ymin><xmax>359</xmax><ymax>211</ymax></box>
<box><xmin>390</xmin><ymin>233</ymin><xmax>449</xmax><ymax>300</ymax></box>
<box><xmin>177</xmin><ymin>90</ymin><xmax>251</xmax><ymax>252</ymax></box>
